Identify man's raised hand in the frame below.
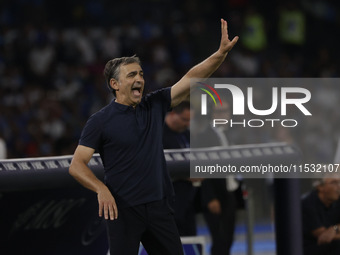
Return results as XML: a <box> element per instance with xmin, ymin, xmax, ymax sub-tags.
<box><xmin>218</xmin><ymin>19</ymin><xmax>239</xmax><ymax>55</ymax></box>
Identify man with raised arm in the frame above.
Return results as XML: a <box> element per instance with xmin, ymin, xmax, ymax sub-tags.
<box><xmin>69</xmin><ymin>19</ymin><xmax>238</xmax><ymax>255</ymax></box>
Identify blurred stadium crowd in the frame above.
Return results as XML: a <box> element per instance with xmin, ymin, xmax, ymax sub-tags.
<box><xmin>1</xmin><ymin>0</ymin><xmax>340</xmax><ymax>163</ymax></box>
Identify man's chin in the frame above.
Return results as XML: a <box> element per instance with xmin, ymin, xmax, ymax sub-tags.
<box><xmin>132</xmin><ymin>97</ymin><xmax>142</xmax><ymax>106</ymax></box>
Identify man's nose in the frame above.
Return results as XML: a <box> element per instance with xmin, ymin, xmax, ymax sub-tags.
<box><xmin>136</xmin><ymin>74</ymin><xmax>144</xmax><ymax>82</ymax></box>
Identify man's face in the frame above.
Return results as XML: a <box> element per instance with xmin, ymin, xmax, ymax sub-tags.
<box><xmin>213</xmin><ymin>100</ymin><xmax>231</xmax><ymax>131</ymax></box>
<box><xmin>320</xmin><ymin>178</ymin><xmax>340</xmax><ymax>203</ymax></box>
<box><xmin>112</xmin><ymin>63</ymin><xmax>144</xmax><ymax>107</ymax></box>
<box><xmin>172</xmin><ymin>109</ymin><xmax>191</xmax><ymax>133</ymax></box>
<box><xmin>213</xmin><ymin>100</ymin><xmax>231</xmax><ymax>120</ymax></box>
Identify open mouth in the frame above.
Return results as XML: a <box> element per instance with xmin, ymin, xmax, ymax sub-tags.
<box><xmin>131</xmin><ymin>87</ymin><xmax>142</xmax><ymax>97</ymax></box>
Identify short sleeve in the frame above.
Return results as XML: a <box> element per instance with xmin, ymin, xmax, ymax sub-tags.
<box><xmin>79</xmin><ymin>113</ymin><xmax>102</xmax><ymax>150</ymax></box>
<box><xmin>144</xmin><ymin>87</ymin><xmax>172</xmax><ymax>116</ymax></box>
<box><xmin>158</xmin><ymin>87</ymin><xmax>172</xmax><ymax>112</ymax></box>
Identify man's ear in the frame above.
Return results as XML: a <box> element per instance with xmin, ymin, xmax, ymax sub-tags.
<box><xmin>110</xmin><ymin>78</ymin><xmax>119</xmax><ymax>92</ymax></box>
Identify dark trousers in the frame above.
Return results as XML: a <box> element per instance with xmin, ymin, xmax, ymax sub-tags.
<box><xmin>106</xmin><ymin>199</ymin><xmax>184</xmax><ymax>255</ymax></box>
<box><xmin>203</xmin><ymin>193</ymin><xmax>236</xmax><ymax>255</ymax></box>
<box><xmin>172</xmin><ymin>180</ymin><xmax>199</xmax><ymax>236</ymax></box>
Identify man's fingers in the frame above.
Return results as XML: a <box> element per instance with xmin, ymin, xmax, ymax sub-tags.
<box><xmin>97</xmin><ymin>188</ymin><xmax>118</xmax><ymax>220</ymax></box>
<box><xmin>230</xmin><ymin>36</ymin><xmax>239</xmax><ymax>48</ymax></box>
<box><xmin>113</xmin><ymin>203</ymin><xmax>118</xmax><ymax>219</ymax></box>
<box><xmin>99</xmin><ymin>202</ymin><xmax>118</xmax><ymax>220</ymax></box>
<box><xmin>99</xmin><ymin>202</ymin><xmax>103</xmax><ymax>217</ymax></box>
<box><xmin>224</xmin><ymin>20</ymin><xmax>228</xmax><ymax>35</ymax></box>
<box><xmin>109</xmin><ymin>203</ymin><xmax>118</xmax><ymax>220</ymax></box>
<box><xmin>108</xmin><ymin>204</ymin><xmax>115</xmax><ymax>220</ymax></box>
<box><xmin>221</xmin><ymin>19</ymin><xmax>229</xmax><ymax>34</ymax></box>
<box><xmin>104</xmin><ymin>204</ymin><xmax>109</xmax><ymax>219</ymax></box>
<box><xmin>220</xmin><ymin>18</ymin><xmax>238</xmax><ymax>53</ymax></box>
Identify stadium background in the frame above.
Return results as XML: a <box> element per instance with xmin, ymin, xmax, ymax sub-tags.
<box><xmin>1</xmin><ymin>0</ymin><xmax>340</xmax><ymax>254</ymax></box>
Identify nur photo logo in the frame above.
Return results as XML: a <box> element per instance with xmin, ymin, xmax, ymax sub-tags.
<box><xmin>197</xmin><ymin>81</ymin><xmax>312</xmax><ymax>128</ymax></box>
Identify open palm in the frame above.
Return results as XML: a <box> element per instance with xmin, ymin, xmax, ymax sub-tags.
<box><xmin>219</xmin><ymin>19</ymin><xmax>239</xmax><ymax>54</ymax></box>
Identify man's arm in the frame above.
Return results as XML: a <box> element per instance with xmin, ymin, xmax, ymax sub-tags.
<box><xmin>69</xmin><ymin>145</ymin><xmax>118</xmax><ymax>220</ymax></box>
<box><xmin>312</xmin><ymin>225</ymin><xmax>340</xmax><ymax>245</ymax></box>
<box><xmin>171</xmin><ymin>19</ymin><xmax>238</xmax><ymax>107</ymax></box>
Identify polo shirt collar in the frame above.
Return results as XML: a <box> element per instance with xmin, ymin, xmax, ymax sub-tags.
<box><xmin>111</xmin><ymin>99</ymin><xmax>137</xmax><ymax>111</ymax></box>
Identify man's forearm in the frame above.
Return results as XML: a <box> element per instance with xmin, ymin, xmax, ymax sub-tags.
<box><xmin>69</xmin><ymin>161</ymin><xmax>107</xmax><ymax>194</ymax></box>
<box><xmin>186</xmin><ymin>50</ymin><xmax>227</xmax><ymax>79</ymax></box>
<box><xmin>171</xmin><ymin>50</ymin><xmax>228</xmax><ymax>106</ymax></box>
<box><xmin>69</xmin><ymin>160</ymin><xmax>118</xmax><ymax>220</ymax></box>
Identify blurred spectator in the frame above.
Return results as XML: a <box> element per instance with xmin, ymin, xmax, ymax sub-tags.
<box><xmin>278</xmin><ymin>2</ymin><xmax>306</xmax><ymax>46</ymax></box>
<box><xmin>302</xmin><ymin>175</ymin><xmax>340</xmax><ymax>255</ymax></box>
<box><xmin>163</xmin><ymin>101</ymin><xmax>200</xmax><ymax>236</ymax></box>
<box><xmin>241</xmin><ymin>7</ymin><xmax>267</xmax><ymax>52</ymax></box>
<box><xmin>191</xmin><ymin>97</ymin><xmax>243</xmax><ymax>255</ymax></box>
<box><xmin>28</xmin><ymin>32</ymin><xmax>56</xmax><ymax>84</ymax></box>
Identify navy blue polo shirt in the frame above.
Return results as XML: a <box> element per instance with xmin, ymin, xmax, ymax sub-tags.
<box><xmin>79</xmin><ymin>87</ymin><xmax>174</xmax><ymax>208</ymax></box>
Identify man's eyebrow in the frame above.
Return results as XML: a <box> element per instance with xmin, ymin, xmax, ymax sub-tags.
<box><xmin>127</xmin><ymin>70</ymin><xmax>143</xmax><ymax>76</ymax></box>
